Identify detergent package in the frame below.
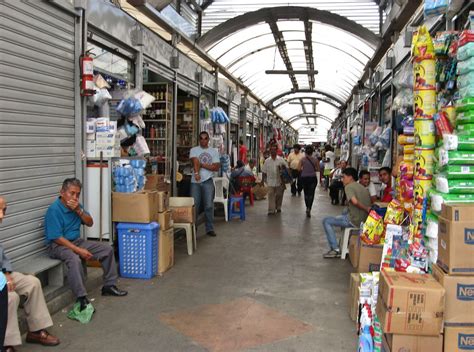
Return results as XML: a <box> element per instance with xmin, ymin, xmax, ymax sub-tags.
<box><xmin>438</xmin><ymin>148</ymin><xmax>474</xmax><ymax>166</ymax></box>
<box><xmin>435</xmin><ymin>175</ymin><xmax>474</xmax><ymax>193</ymax></box>
<box><xmin>430</xmin><ymin>189</ymin><xmax>474</xmax><ymax>212</ymax></box>
<box><xmin>442</xmin><ymin>134</ymin><xmax>474</xmax><ymax>151</ymax></box>
<box><xmin>457</xmin><ymin>110</ymin><xmax>474</xmax><ymax>125</ymax></box>
<box><xmin>438</xmin><ymin>165</ymin><xmax>474</xmax><ymax>179</ymax></box>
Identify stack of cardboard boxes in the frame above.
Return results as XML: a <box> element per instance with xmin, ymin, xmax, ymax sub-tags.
<box><xmin>348</xmin><ymin>235</ymin><xmax>383</xmax><ymax>273</ymax></box>
<box><xmin>434</xmin><ymin>204</ymin><xmax>474</xmax><ymax>351</ymax></box>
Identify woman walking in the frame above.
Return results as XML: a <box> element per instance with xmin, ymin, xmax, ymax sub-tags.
<box><xmin>298</xmin><ymin>146</ymin><xmax>320</xmax><ymax>217</ymax></box>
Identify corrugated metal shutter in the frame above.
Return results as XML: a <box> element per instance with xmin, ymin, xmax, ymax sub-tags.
<box><xmin>177</xmin><ymin>74</ymin><xmax>199</xmax><ymax>97</ymax></box>
<box><xmin>0</xmin><ymin>0</ymin><xmax>77</xmax><ymax>264</ymax></box>
<box><xmin>145</xmin><ymin>56</ymin><xmax>174</xmax><ymax>82</ymax></box>
<box><xmin>229</xmin><ymin>103</ymin><xmax>239</xmax><ymax>124</ymax></box>
<box><xmin>246</xmin><ymin>110</ymin><xmax>253</xmax><ymax>124</ymax></box>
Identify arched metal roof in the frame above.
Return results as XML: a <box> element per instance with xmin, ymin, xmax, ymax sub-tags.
<box><xmin>197</xmin><ymin>6</ymin><xmax>379</xmax><ymax>139</ymax></box>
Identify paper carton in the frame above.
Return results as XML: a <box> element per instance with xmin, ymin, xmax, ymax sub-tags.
<box><xmin>431</xmin><ymin>263</ymin><xmax>474</xmax><ymax>324</ymax></box>
<box><xmin>348</xmin><ymin>235</ymin><xmax>359</xmax><ymax>268</ymax></box>
<box><xmin>144</xmin><ymin>174</ymin><xmax>165</xmax><ymax>190</ymax></box>
<box><xmin>348</xmin><ymin>273</ymin><xmax>360</xmax><ymax>321</ymax></box>
<box><xmin>156</xmin><ymin>210</ymin><xmax>173</xmax><ymax>231</ymax></box>
<box><xmin>157</xmin><ymin>191</ymin><xmax>169</xmax><ymax>213</ymax></box>
<box><xmin>382</xmin><ymin>333</ymin><xmax>443</xmax><ymax>352</ymax></box>
<box><xmin>444</xmin><ymin>326</ymin><xmax>474</xmax><ymax>352</ymax></box>
<box><xmin>437</xmin><ymin>215</ymin><xmax>474</xmax><ymax>275</ymax></box>
<box><xmin>95</xmin><ymin>132</ymin><xmax>116</xmax><ymax>145</ymax></box>
<box><xmin>158</xmin><ymin>228</ymin><xmax>174</xmax><ymax>274</ymax></box>
<box><xmin>441</xmin><ymin>203</ymin><xmax>474</xmax><ymax>221</ymax></box>
<box><xmin>171</xmin><ymin>206</ymin><xmax>195</xmax><ymax>223</ymax></box>
<box><xmin>376</xmin><ymin>271</ymin><xmax>445</xmax><ymax>336</ymax></box>
<box><xmin>86</xmin><ymin>140</ymin><xmax>96</xmax><ymax>158</ymax></box>
<box><xmin>112</xmin><ymin>191</ymin><xmax>158</xmax><ymax>223</ymax></box>
<box><xmin>357</xmin><ymin>243</ymin><xmax>383</xmax><ymax>273</ymax></box>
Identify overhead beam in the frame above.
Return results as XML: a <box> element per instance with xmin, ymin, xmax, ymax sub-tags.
<box><xmin>265</xmin><ymin>70</ymin><xmax>319</xmax><ymax>75</ymax></box>
<box><xmin>288</xmin><ymin>114</ymin><xmax>333</xmax><ymax>124</ymax></box>
<box><xmin>197</xmin><ymin>6</ymin><xmax>380</xmax><ymax>49</ymax></box>
<box><xmin>274</xmin><ymin>96</ymin><xmax>340</xmax><ymax>109</ymax></box>
<box><xmin>201</xmin><ymin>0</ymin><xmax>214</xmax><ymax>11</ymax></box>
<box><xmin>267</xmin><ymin>89</ymin><xmax>345</xmax><ymax>107</ymax></box>
<box><xmin>303</xmin><ymin>19</ymin><xmax>315</xmax><ymax>90</ymax></box>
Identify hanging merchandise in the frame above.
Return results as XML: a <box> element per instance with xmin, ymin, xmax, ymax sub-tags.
<box><xmin>199</xmin><ymin>95</ymin><xmax>210</xmax><ymax>120</ymax></box>
<box><xmin>424</xmin><ymin>0</ymin><xmax>449</xmax><ymax>18</ymax></box>
<box><xmin>210</xmin><ymin>107</ymin><xmax>230</xmax><ymax>124</ymax></box>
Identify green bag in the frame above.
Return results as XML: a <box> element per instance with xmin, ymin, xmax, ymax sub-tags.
<box><xmin>67</xmin><ymin>302</ymin><xmax>95</xmax><ymax>324</ymax></box>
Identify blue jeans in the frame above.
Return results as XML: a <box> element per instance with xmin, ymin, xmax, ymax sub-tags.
<box><xmin>322</xmin><ymin>213</ymin><xmax>354</xmax><ymax>250</ymax></box>
<box><xmin>191</xmin><ymin>178</ymin><xmax>215</xmax><ymax>233</ymax></box>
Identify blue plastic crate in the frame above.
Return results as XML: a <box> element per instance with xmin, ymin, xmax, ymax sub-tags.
<box><xmin>117</xmin><ymin>222</ymin><xmax>160</xmax><ymax>279</ymax></box>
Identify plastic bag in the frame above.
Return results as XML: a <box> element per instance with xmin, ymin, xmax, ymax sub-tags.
<box><xmin>435</xmin><ymin>175</ymin><xmax>474</xmax><ymax>194</ymax></box>
<box><xmin>412</xmin><ymin>25</ymin><xmax>435</xmax><ymax>58</ymax></box>
<box><xmin>424</xmin><ymin>0</ymin><xmax>449</xmax><ymax>18</ymax></box>
<box><xmin>132</xmin><ymin>135</ymin><xmax>150</xmax><ymax>157</ymax></box>
<box><xmin>384</xmin><ymin>199</ymin><xmax>404</xmax><ymax>225</ymax></box>
<box><xmin>361</xmin><ymin>210</ymin><xmax>384</xmax><ymax>245</ymax></box>
<box><xmin>67</xmin><ymin>302</ymin><xmax>95</xmax><ymax>324</ymax></box>
<box><xmin>442</xmin><ymin>134</ymin><xmax>474</xmax><ymax>151</ymax></box>
<box><xmin>438</xmin><ymin>148</ymin><xmax>474</xmax><ymax>166</ymax></box>
<box><xmin>430</xmin><ymin>189</ymin><xmax>474</xmax><ymax>212</ymax></box>
<box><xmin>457</xmin><ymin>71</ymin><xmax>474</xmax><ymax>88</ymax></box>
<box><xmin>379</xmin><ymin>126</ymin><xmax>392</xmax><ymax>149</ymax></box>
<box><xmin>393</xmin><ymin>61</ymin><xmax>413</xmax><ymax>90</ymax></box>
<box><xmin>457</xmin><ymin>56</ymin><xmax>474</xmax><ymax>75</ymax></box>
<box><xmin>369</xmin><ymin>126</ymin><xmax>382</xmax><ymax>146</ymax></box>
<box><xmin>134</xmin><ymin>90</ymin><xmax>155</xmax><ymax>110</ymax></box>
<box><xmin>438</xmin><ymin>165</ymin><xmax>474</xmax><ymax>179</ymax></box>
<box><xmin>457</xmin><ymin>124</ymin><xmax>474</xmax><ymax>135</ymax></box>
<box><xmin>92</xmin><ymin>87</ymin><xmax>112</xmax><ymax>106</ymax></box>
<box><xmin>94</xmin><ymin>74</ymin><xmax>111</xmax><ymax>89</ymax></box>
<box><xmin>458</xmin><ymin>42</ymin><xmax>474</xmax><ymax>61</ymax></box>
<box><xmin>116</xmin><ymin>97</ymin><xmax>143</xmax><ymax>117</ymax></box>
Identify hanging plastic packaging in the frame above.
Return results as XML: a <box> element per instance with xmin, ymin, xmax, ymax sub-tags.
<box><xmin>433</xmin><ymin>112</ymin><xmax>453</xmax><ymax>137</ymax></box>
<box><xmin>443</xmin><ymin>134</ymin><xmax>474</xmax><ymax>151</ymax></box>
<box><xmin>438</xmin><ymin>165</ymin><xmax>474</xmax><ymax>179</ymax></box>
<box><xmin>457</xmin><ymin>70</ymin><xmax>474</xmax><ymax>88</ymax></box>
<box><xmin>412</xmin><ymin>25</ymin><xmax>435</xmax><ymax>58</ymax></box>
<box><xmin>438</xmin><ymin>148</ymin><xmax>474</xmax><ymax>166</ymax></box>
<box><xmin>457</xmin><ymin>123</ymin><xmax>474</xmax><ymax>135</ymax></box>
<box><xmin>430</xmin><ymin>189</ymin><xmax>474</xmax><ymax>213</ymax></box>
<box><xmin>132</xmin><ymin>136</ymin><xmax>150</xmax><ymax>157</ymax></box>
<box><xmin>435</xmin><ymin>175</ymin><xmax>474</xmax><ymax>194</ymax></box>
<box><xmin>424</xmin><ymin>0</ymin><xmax>449</xmax><ymax>18</ymax></box>
<box><xmin>457</xmin><ymin>110</ymin><xmax>474</xmax><ymax>125</ymax></box>
<box><xmin>457</xmin><ymin>56</ymin><xmax>474</xmax><ymax>75</ymax></box>
<box><xmin>116</xmin><ymin>98</ymin><xmax>143</xmax><ymax>117</ymax></box>
<box><xmin>134</xmin><ymin>90</ymin><xmax>155</xmax><ymax>110</ymax></box>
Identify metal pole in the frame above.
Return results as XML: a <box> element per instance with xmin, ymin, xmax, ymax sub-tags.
<box><xmin>172</xmin><ymin>73</ymin><xmax>178</xmax><ymax>196</ymax></box>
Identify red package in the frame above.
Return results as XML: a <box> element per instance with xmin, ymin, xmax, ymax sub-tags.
<box><xmin>395</xmin><ymin>258</ymin><xmax>411</xmax><ymax>272</ymax></box>
<box><xmin>458</xmin><ymin>30</ymin><xmax>474</xmax><ymax>48</ymax></box>
<box><xmin>434</xmin><ymin>112</ymin><xmax>453</xmax><ymax>137</ymax></box>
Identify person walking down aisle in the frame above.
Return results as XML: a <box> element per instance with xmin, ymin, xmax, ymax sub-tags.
<box><xmin>287</xmin><ymin>144</ymin><xmax>304</xmax><ymax>196</ymax></box>
<box><xmin>190</xmin><ymin>131</ymin><xmax>221</xmax><ymax>237</ymax></box>
<box><xmin>262</xmin><ymin>144</ymin><xmax>289</xmax><ymax>215</ymax></box>
<box><xmin>1</xmin><ymin>196</ymin><xmax>60</xmax><ymax>352</ymax></box>
<box><xmin>329</xmin><ymin>160</ymin><xmax>347</xmax><ymax>205</ymax></box>
<box><xmin>322</xmin><ymin>168</ymin><xmax>371</xmax><ymax>258</ymax></box>
<box><xmin>45</xmin><ymin>179</ymin><xmax>127</xmax><ymax>313</ymax></box>
<box><xmin>298</xmin><ymin>146</ymin><xmax>320</xmax><ymax>217</ymax></box>
<box><xmin>323</xmin><ymin>145</ymin><xmax>335</xmax><ymax>190</ymax></box>
<box><xmin>239</xmin><ymin>139</ymin><xmax>248</xmax><ymax>165</ymax></box>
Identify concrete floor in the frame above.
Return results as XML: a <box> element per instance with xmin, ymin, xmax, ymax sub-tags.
<box><xmin>22</xmin><ymin>187</ymin><xmax>357</xmax><ymax>352</ymax></box>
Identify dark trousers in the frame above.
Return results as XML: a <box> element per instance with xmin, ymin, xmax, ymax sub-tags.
<box><xmin>0</xmin><ymin>285</ymin><xmax>7</xmax><ymax>351</ymax></box>
<box><xmin>290</xmin><ymin>169</ymin><xmax>302</xmax><ymax>195</ymax></box>
<box><xmin>301</xmin><ymin>176</ymin><xmax>318</xmax><ymax>210</ymax></box>
<box><xmin>329</xmin><ymin>180</ymin><xmax>344</xmax><ymax>204</ymax></box>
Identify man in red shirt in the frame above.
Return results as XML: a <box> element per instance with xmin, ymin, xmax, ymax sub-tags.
<box><xmin>379</xmin><ymin>167</ymin><xmax>393</xmax><ymax>202</ymax></box>
<box><xmin>239</xmin><ymin>139</ymin><xmax>248</xmax><ymax>164</ymax></box>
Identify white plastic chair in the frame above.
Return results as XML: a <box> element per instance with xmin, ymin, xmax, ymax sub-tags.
<box><xmin>213</xmin><ymin>176</ymin><xmax>229</xmax><ymax>222</ymax></box>
<box><xmin>169</xmin><ymin>197</ymin><xmax>197</xmax><ymax>255</ymax></box>
<box><xmin>340</xmin><ymin>227</ymin><xmax>359</xmax><ymax>260</ymax></box>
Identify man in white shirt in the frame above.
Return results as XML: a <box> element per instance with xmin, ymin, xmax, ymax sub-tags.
<box><xmin>323</xmin><ymin>145</ymin><xmax>335</xmax><ymax>190</ymax></box>
<box><xmin>190</xmin><ymin>131</ymin><xmax>221</xmax><ymax>237</ymax></box>
<box><xmin>262</xmin><ymin>144</ymin><xmax>289</xmax><ymax>215</ymax></box>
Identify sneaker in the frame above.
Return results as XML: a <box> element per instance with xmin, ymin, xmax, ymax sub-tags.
<box><xmin>206</xmin><ymin>231</ymin><xmax>217</xmax><ymax>237</ymax></box>
<box><xmin>323</xmin><ymin>249</ymin><xmax>341</xmax><ymax>259</ymax></box>
<box><xmin>276</xmin><ymin>209</ymin><xmax>282</xmax><ymax>213</ymax></box>
<box><xmin>306</xmin><ymin>209</ymin><xmax>311</xmax><ymax>218</ymax></box>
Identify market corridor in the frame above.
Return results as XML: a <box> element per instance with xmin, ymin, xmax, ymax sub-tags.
<box><xmin>24</xmin><ymin>190</ymin><xmax>355</xmax><ymax>352</ymax></box>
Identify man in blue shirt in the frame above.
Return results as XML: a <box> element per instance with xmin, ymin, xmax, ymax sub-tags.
<box><xmin>45</xmin><ymin>178</ymin><xmax>127</xmax><ymax>311</ymax></box>
<box><xmin>190</xmin><ymin>131</ymin><xmax>221</xmax><ymax>237</ymax></box>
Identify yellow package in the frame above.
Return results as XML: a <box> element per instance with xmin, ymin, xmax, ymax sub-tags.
<box><xmin>361</xmin><ymin>210</ymin><xmax>384</xmax><ymax>245</ymax></box>
<box><xmin>384</xmin><ymin>199</ymin><xmax>404</xmax><ymax>225</ymax></box>
<box><xmin>412</xmin><ymin>25</ymin><xmax>434</xmax><ymax>58</ymax></box>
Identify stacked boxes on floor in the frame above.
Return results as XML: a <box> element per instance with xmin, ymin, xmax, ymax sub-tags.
<box><xmin>156</xmin><ymin>190</ymin><xmax>173</xmax><ymax>274</ymax></box>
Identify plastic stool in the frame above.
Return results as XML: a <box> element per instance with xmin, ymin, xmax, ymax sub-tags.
<box><xmin>228</xmin><ymin>195</ymin><xmax>245</xmax><ymax>220</ymax></box>
<box><xmin>340</xmin><ymin>227</ymin><xmax>359</xmax><ymax>260</ymax></box>
<box><xmin>174</xmin><ymin>223</ymin><xmax>197</xmax><ymax>255</ymax></box>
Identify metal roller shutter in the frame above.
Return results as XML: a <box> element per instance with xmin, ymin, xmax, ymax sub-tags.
<box><xmin>229</xmin><ymin>103</ymin><xmax>239</xmax><ymax>124</ymax></box>
<box><xmin>0</xmin><ymin>0</ymin><xmax>77</xmax><ymax>264</ymax></box>
<box><xmin>177</xmin><ymin>74</ymin><xmax>199</xmax><ymax>97</ymax></box>
<box><xmin>145</xmin><ymin>56</ymin><xmax>174</xmax><ymax>82</ymax></box>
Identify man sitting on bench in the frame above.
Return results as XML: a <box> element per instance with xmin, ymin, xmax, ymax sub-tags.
<box><xmin>0</xmin><ymin>196</ymin><xmax>60</xmax><ymax>351</ymax></box>
<box><xmin>45</xmin><ymin>178</ymin><xmax>127</xmax><ymax>312</ymax></box>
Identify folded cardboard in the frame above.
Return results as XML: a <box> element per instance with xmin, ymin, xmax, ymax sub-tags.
<box><xmin>348</xmin><ymin>235</ymin><xmax>359</xmax><ymax>268</ymax></box>
<box><xmin>437</xmin><ymin>215</ymin><xmax>474</xmax><ymax>275</ymax></box>
<box><xmin>348</xmin><ymin>273</ymin><xmax>360</xmax><ymax>322</ymax></box>
<box><xmin>171</xmin><ymin>206</ymin><xmax>195</xmax><ymax>223</ymax></box>
<box><xmin>431</xmin><ymin>263</ymin><xmax>474</xmax><ymax>324</ymax></box>
<box><xmin>159</xmin><ymin>228</ymin><xmax>174</xmax><ymax>274</ymax></box>
<box><xmin>376</xmin><ymin>271</ymin><xmax>445</xmax><ymax>336</ymax></box>
<box><xmin>144</xmin><ymin>174</ymin><xmax>165</xmax><ymax>190</ymax></box>
<box><xmin>112</xmin><ymin>191</ymin><xmax>158</xmax><ymax>223</ymax></box>
<box><xmin>357</xmin><ymin>242</ymin><xmax>383</xmax><ymax>273</ymax></box>
<box><xmin>444</xmin><ymin>326</ymin><xmax>474</xmax><ymax>352</ymax></box>
<box><xmin>441</xmin><ymin>203</ymin><xmax>474</xmax><ymax>222</ymax></box>
<box><xmin>382</xmin><ymin>333</ymin><xmax>443</xmax><ymax>352</ymax></box>
<box><xmin>157</xmin><ymin>191</ymin><xmax>169</xmax><ymax>213</ymax></box>
<box><xmin>156</xmin><ymin>210</ymin><xmax>173</xmax><ymax>231</ymax></box>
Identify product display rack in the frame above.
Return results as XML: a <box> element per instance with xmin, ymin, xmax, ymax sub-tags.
<box><xmin>142</xmin><ymin>83</ymin><xmax>172</xmax><ymax>180</ymax></box>
<box><xmin>176</xmin><ymin>97</ymin><xmax>197</xmax><ymax>166</ymax></box>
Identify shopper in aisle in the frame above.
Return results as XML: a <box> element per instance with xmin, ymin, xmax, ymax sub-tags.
<box><xmin>190</xmin><ymin>131</ymin><xmax>221</xmax><ymax>237</ymax></box>
<box><xmin>329</xmin><ymin>160</ymin><xmax>347</xmax><ymax>205</ymax></box>
<box><xmin>287</xmin><ymin>144</ymin><xmax>304</xmax><ymax>196</ymax></box>
<box><xmin>358</xmin><ymin>170</ymin><xmax>378</xmax><ymax>204</ymax></box>
<box><xmin>239</xmin><ymin>139</ymin><xmax>248</xmax><ymax>165</ymax></box>
<box><xmin>323</xmin><ymin>145</ymin><xmax>335</xmax><ymax>190</ymax></box>
<box><xmin>230</xmin><ymin>160</ymin><xmax>254</xmax><ymax>193</ymax></box>
<box><xmin>262</xmin><ymin>144</ymin><xmax>289</xmax><ymax>215</ymax></box>
<box><xmin>298</xmin><ymin>146</ymin><xmax>320</xmax><ymax>217</ymax></box>
<box><xmin>378</xmin><ymin>167</ymin><xmax>394</xmax><ymax>202</ymax></box>
<box><xmin>45</xmin><ymin>178</ymin><xmax>127</xmax><ymax>313</ymax></box>
<box><xmin>245</xmin><ymin>159</ymin><xmax>257</xmax><ymax>176</ymax></box>
<box><xmin>322</xmin><ymin>168</ymin><xmax>371</xmax><ymax>258</ymax></box>
<box><xmin>0</xmin><ymin>196</ymin><xmax>60</xmax><ymax>351</ymax></box>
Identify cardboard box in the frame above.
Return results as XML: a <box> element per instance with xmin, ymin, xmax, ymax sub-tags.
<box><xmin>112</xmin><ymin>191</ymin><xmax>158</xmax><ymax>223</ymax></box>
<box><xmin>348</xmin><ymin>235</ymin><xmax>359</xmax><ymax>268</ymax></box>
<box><xmin>382</xmin><ymin>333</ymin><xmax>443</xmax><ymax>352</ymax></box>
<box><xmin>86</xmin><ymin>140</ymin><xmax>96</xmax><ymax>158</ymax></box>
<box><xmin>444</xmin><ymin>326</ymin><xmax>474</xmax><ymax>352</ymax></box>
<box><xmin>159</xmin><ymin>228</ymin><xmax>174</xmax><ymax>274</ymax></box>
<box><xmin>157</xmin><ymin>191</ymin><xmax>169</xmax><ymax>213</ymax></box>
<box><xmin>348</xmin><ymin>273</ymin><xmax>360</xmax><ymax>321</ymax></box>
<box><xmin>95</xmin><ymin>132</ymin><xmax>116</xmax><ymax>144</ymax></box>
<box><xmin>144</xmin><ymin>174</ymin><xmax>165</xmax><ymax>190</ymax></box>
<box><xmin>376</xmin><ymin>271</ymin><xmax>445</xmax><ymax>336</ymax></box>
<box><xmin>431</xmin><ymin>263</ymin><xmax>474</xmax><ymax>324</ymax></box>
<box><xmin>357</xmin><ymin>243</ymin><xmax>383</xmax><ymax>273</ymax></box>
<box><xmin>171</xmin><ymin>206</ymin><xmax>195</xmax><ymax>223</ymax></box>
<box><xmin>156</xmin><ymin>210</ymin><xmax>173</xmax><ymax>231</ymax></box>
<box><xmin>437</xmin><ymin>215</ymin><xmax>474</xmax><ymax>275</ymax></box>
<box><xmin>441</xmin><ymin>203</ymin><xmax>474</xmax><ymax>221</ymax></box>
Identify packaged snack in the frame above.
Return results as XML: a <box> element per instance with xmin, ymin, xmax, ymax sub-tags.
<box><xmin>438</xmin><ymin>148</ymin><xmax>474</xmax><ymax>166</ymax></box>
<box><xmin>403</xmin><ymin>144</ymin><xmax>415</xmax><ymax>154</ymax></box>
<box><xmin>435</xmin><ymin>175</ymin><xmax>474</xmax><ymax>193</ymax></box>
<box><xmin>433</xmin><ymin>112</ymin><xmax>454</xmax><ymax>137</ymax></box>
<box><xmin>361</xmin><ymin>210</ymin><xmax>384</xmax><ymax>245</ymax></box>
<box><xmin>414</xmin><ymin>176</ymin><xmax>433</xmax><ymax>205</ymax></box>
<box><xmin>384</xmin><ymin>199</ymin><xmax>404</xmax><ymax>225</ymax></box>
<box><xmin>412</xmin><ymin>25</ymin><xmax>435</xmax><ymax>58</ymax></box>
<box><xmin>398</xmin><ymin>134</ymin><xmax>415</xmax><ymax>145</ymax></box>
<box><xmin>425</xmin><ymin>212</ymin><xmax>439</xmax><ymax>239</ymax></box>
<box><xmin>457</xmin><ymin>41</ymin><xmax>474</xmax><ymax>61</ymax></box>
<box><xmin>441</xmin><ymin>105</ymin><xmax>456</xmax><ymax>127</ymax></box>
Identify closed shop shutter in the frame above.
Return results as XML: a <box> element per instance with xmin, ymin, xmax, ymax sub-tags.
<box><xmin>0</xmin><ymin>0</ymin><xmax>77</xmax><ymax>264</ymax></box>
<box><xmin>229</xmin><ymin>103</ymin><xmax>239</xmax><ymax>124</ymax></box>
<box><xmin>145</xmin><ymin>56</ymin><xmax>175</xmax><ymax>82</ymax></box>
<box><xmin>177</xmin><ymin>74</ymin><xmax>199</xmax><ymax>97</ymax></box>
<box><xmin>246</xmin><ymin>110</ymin><xmax>253</xmax><ymax>124</ymax></box>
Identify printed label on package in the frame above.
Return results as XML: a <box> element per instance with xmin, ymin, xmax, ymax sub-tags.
<box><xmin>457</xmin><ymin>284</ymin><xmax>474</xmax><ymax>301</ymax></box>
<box><xmin>465</xmin><ymin>228</ymin><xmax>474</xmax><ymax>245</ymax></box>
<box><xmin>405</xmin><ymin>292</ymin><xmax>425</xmax><ymax>331</ymax></box>
<box><xmin>458</xmin><ymin>333</ymin><xmax>474</xmax><ymax>350</ymax></box>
